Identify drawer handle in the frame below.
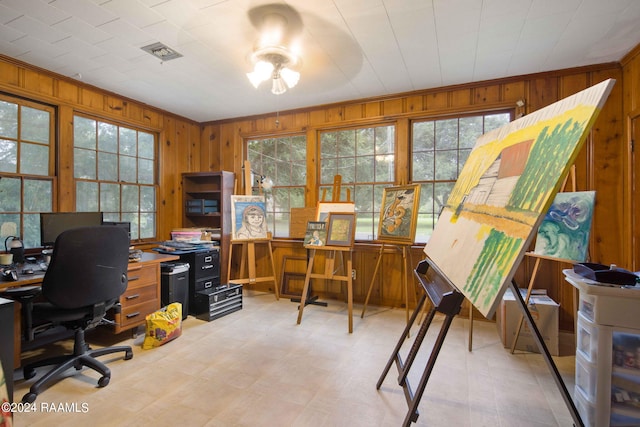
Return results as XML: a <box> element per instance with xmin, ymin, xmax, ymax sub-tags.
<box><xmin>177</xmin><ymin>276</ymin><xmax>186</xmax><ymax>281</ymax></box>
<box><xmin>126</xmin><ymin>294</ymin><xmax>140</xmax><ymax>300</ymax></box>
<box><xmin>204</xmin><ymin>256</ymin><xmax>212</xmax><ymax>262</ymax></box>
<box><xmin>204</xmin><ymin>281</ymin><xmax>213</xmax><ymax>288</ymax></box>
<box><xmin>128</xmin><ymin>275</ymin><xmax>140</xmax><ymax>281</ymax></box>
<box><xmin>202</xmin><ymin>265</ymin><xmax>214</xmax><ymax>270</ymax></box>
<box><xmin>126</xmin><ymin>312</ymin><xmax>140</xmax><ymax>319</ymax></box>
<box><xmin>128</xmin><ymin>265</ymin><xmax>143</xmax><ymax>272</ymax></box>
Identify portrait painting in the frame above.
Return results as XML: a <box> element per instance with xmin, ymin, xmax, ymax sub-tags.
<box><xmin>231</xmin><ymin>195</ymin><xmax>268</xmax><ymax>240</ymax></box>
<box><xmin>533</xmin><ymin>191</ymin><xmax>595</xmax><ymax>263</ymax></box>
<box><xmin>423</xmin><ymin>79</ymin><xmax>615</xmax><ymax>318</ymax></box>
<box><xmin>377</xmin><ymin>184</ymin><xmax>420</xmax><ymax>244</ymax></box>
<box><xmin>303</xmin><ymin>221</ymin><xmax>327</xmax><ymax>247</ymax></box>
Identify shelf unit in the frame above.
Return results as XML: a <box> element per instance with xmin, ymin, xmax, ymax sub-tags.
<box><xmin>565</xmin><ymin>270</ymin><xmax>640</xmax><ymax>426</ymax></box>
<box><xmin>182</xmin><ymin>171</ymin><xmax>234</xmax><ymax>282</ymax></box>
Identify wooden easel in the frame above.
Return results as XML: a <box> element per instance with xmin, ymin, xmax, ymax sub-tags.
<box><xmin>360</xmin><ymin>243</ymin><xmax>414</xmax><ymax>326</ymax></box>
<box><xmin>296</xmin><ymin>175</ymin><xmax>355</xmax><ymax>333</ymax></box>
<box><xmin>296</xmin><ymin>245</ymin><xmax>354</xmax><ymax>332</ymax></box>
<box><xmin>377</xmin><ymin>258</ymin><xmax>583</xmax><ymax>427</ymax></box>
<box><xmin>227</xmin><ymin>161</ymin><xmax>279</xmax><ymax>299</ymax></box>
<box><xmin>510</xmin><ymin>165</ymin><xmax>581</xmax><ymax>353</ymax></box>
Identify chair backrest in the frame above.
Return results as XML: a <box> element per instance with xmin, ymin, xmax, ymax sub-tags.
<box><xmin>42</xmin><ymin>226</ymin><xmax>129</xmax><ymax>309</ymax></box>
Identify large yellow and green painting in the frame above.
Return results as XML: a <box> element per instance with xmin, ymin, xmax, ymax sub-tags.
<box><xmin>424</xmin><ymin>79</ymin><xmax>615</xmax><ymax>318</ymax></box>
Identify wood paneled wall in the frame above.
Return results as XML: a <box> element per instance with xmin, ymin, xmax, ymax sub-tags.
<box><xmin>203</xmin><ymin>63</ymin><xmax>632</xmax><ymax>332</ymax></box>
<box><xmin>0</xmin><ymin>55</ymin><xmax>198</xmax><ymax>244</ymax></box>
<box><xmin>2</xmin><ymin>49</ymin><xmax>638</xmax><ymax>331</ymax></box>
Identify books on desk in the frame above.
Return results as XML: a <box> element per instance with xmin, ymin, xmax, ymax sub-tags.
<box><xmin>156</xmin><ymin>240</ymin><xmax>220</xmax><ymax>254</ymax></box>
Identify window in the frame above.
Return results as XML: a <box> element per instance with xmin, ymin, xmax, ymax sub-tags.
<box><xmin>247</xmin><ymin>135</ymin><xmax>307</xmax><ymax>237</ymax></box>
<box><xmin>73</xmin><ymin>115</ymin><xmax>157</xmax><ymax>241</ymax></box>
<box><xmin>320</xmin><ymin>125</ymin><xmax>395</xmax><ymax>240</ymax></box>
<box><xmin>411</xmin><ymin>111</ymin><xmax>512</xmax><ymax>242</ymax></box>
<box><xmin>0</xmin><ymin>95</ymin><xmax>54</xmax><ymax>248</ymax></box>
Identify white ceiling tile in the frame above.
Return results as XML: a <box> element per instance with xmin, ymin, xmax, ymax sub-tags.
<box><xmin>0</xmin><ymin>23</ymin><xmax>25</xmax><ymax>43</ymax></box>
<box><xmin>99</xmin><ymin>0</ymin><xmax>165</xmax><ymax>29</ymax></box>
<box><xmin>97</xmin><ymin>18</ymin><xmax>155</xmax><ymax>47</ymax></box>
<box><xmin>1</xmin><ymin>0</ymin><xmax>639</xmax><ymax>121</ymax></box>
<box><xmin>4</xmin><ymin>15</ymin><xmax>68</xmax><ymax>43</ymax></box>
<box><xmin>0</xmin><ymin>4</ymin><xmax>24</xmax><ymax>24</ymax></box>
<box><xmin>2</xmin><ymin>0</ymin><xmax>70</xmax><ymax>25</ymax></box>
<box><xmin>50</xmin><ymin>0</ymin><xmax>119</xmax><ymax>27</ymax></box>
<box><xmin>51</xmin><ymin>16</ymin><xmax>112</xmax><ymax>45</ymax></box>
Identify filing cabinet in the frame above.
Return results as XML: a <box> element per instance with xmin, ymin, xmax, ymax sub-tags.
<box><xmin>179</xmin><ymin>248</ymin><xmax>220</xmax><ymax>316</ymax></box>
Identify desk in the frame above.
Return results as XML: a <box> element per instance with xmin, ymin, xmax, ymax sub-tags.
<box><xmin>1</xmin><ymin>252</ymin><xmax>178</xmax><ymax>369</ymax></box>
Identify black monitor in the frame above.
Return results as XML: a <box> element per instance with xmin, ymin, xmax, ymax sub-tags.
<box><xmin>101</xmin><ymin>221</ymin><xmax>131</xmax><ymax>242</ymax></box>
<box><xmin>40</xmin><ymin>212</ymin><xmax>104</xmax><ymax>247</ymax></box>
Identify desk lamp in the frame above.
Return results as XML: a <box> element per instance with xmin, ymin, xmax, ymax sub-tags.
<box><xmin>4</xmin><ymin>236</ymin><xmax>25</xmax><ymax>264</ymax></box>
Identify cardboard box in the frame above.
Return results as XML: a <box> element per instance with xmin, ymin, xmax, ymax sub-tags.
<box><xmin>496</xmin><ymin>288</ymin><xmax>559</xmax><ymax>355</ymax></box>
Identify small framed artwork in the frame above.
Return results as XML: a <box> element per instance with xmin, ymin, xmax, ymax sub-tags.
<box><xmin>326</xmin><ymin>213</ymin><xmax>356</xmax><ymax>247</ymax></box>
<box><xmin>231</xmin><ymin>195</ymin><xmax>269</xmax><ymax>240</ymax></box>
<box><xmin>303</xmin><ymin>221</ymin><xmax>327</xmax><ymax>247</ymax></box>
<box><xmin>377</xmin><ymin>184</ymin><xmax>420</xmax><ymax>244</ymax></box>
<box><xmin>316</xmin><ymin>202</ymin><xmax>355</xmax><ymax>222</ymax></box>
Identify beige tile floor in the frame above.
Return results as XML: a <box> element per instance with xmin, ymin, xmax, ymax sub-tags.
<box><xmin>12</xmin><ymin>290</ymin><xmax>577</xmax><ymax>427</ymax></box>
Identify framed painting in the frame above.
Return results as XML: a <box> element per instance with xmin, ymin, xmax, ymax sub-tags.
<box><xmin>230</xmin><ymin>195</ymin><xmax>269</xmax><ymax>240</ymax></box>
<box><xmin>303</xmin><ymin>221</ymin><xmax>327</xmax><ymax>247</ymax></box>
<box><xmin>533</xmin><ymin>191</ymin><xmax>595</xmax><ymax>263</ymax></box>
<box><xmin>326</xmin><ymin>213</ymin><xmax>356</xmax><ymax>247</ymax></box>
<box><xmin>423</xmin><ymin>79</ymin><xmax>615</xmax><ymax>318</ymax></box>
<box><xmin>315</xmin><ymin>202</ymin><xmax>355</xmax><ymax>222</ymax></box>
<box><xmin>377</xmin><ymin>184</ymin><xmax>420</xmax><ymax>244</ymax></box>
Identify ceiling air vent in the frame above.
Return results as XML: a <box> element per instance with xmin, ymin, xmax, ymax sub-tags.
<box><xmin>141</xmin><ymin>42</ymin><xmax>183</xmax><ymax>61</ymax></box>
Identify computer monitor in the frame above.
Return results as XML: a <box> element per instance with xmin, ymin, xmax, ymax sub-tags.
<box><xmin>101</xmin><ymin>221</ymin><xmax>131</xmax><ymax>242</ymax></box>
<box><xmin>40</xmin><ymin>212</ymin><xmax>104</xmax><ymax>247</ymax></box>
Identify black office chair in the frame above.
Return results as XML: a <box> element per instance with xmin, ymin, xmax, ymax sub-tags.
<box><xmin>21</xmin><ymin>226</ymin><xmax>133</xmax><ymax>403</ymax></box>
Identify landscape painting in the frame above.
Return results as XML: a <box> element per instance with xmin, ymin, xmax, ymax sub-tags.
<box><xmin>533</xmin><ymin>191</ymin><xmax>595</xmax><ymax>263</ymax></box>
<box><xmin>424</xmin><ymin>79</ymin><xmax>615</xmax><ymax>318</ymax></box>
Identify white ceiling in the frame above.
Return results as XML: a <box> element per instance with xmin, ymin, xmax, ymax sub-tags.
<box><xmin>1</xmin><ymin>0</ymin><xmax>639</xmax><ymax>123</ymax></box>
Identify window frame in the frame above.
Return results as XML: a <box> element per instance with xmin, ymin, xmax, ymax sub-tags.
<box><xmin>318</xmin><ymin>123</ymin><xmax>396</xmax><ymax>241</ymax></box>
<box><xmin>72</xmin><ymin>113</ymin><xmax>159</xmax><ymax>243</ymax></box>
<box><xmin>410</xmin><ymin>108</ymin><xmax>514</xmax><ymax>243</ymax></box>
<box><xmin>0</xmin><ymin>93</ymin><xmax>56</xmax><ymax>248</ymax></box>
<box><xmin>245</xmin><ymin>133</ymin><xmax>308</xmax><ymax>238</ymax></box>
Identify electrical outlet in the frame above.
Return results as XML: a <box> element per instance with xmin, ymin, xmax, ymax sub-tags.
<box><xmin>352</xmin><ymin>269</ymin><xmax>356</xmax><ymax>280</ymax></box>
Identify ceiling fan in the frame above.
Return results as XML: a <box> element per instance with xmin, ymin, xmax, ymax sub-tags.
<box><xmin>246</xmin><ymin>4</ymin><xmax>304</xmax><ymax>95</ymax></box>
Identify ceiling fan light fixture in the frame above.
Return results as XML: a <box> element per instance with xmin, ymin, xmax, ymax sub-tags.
<box><xmin>271</xmin><ymin>76</ymin><xmax>287</xmax><ymax>95</ymax></box>
<box><xmin>247</xmin><ymin>60</ymin><xmax>274</xmax><ymax>88</ymax></box>
<box><xmin>247</xmin><ymin>11</ymin><xmax>302</xmax><ymax>95</ymax></box>
<box><xmin>280</xmin><ymin>67</ymin><xmax>300</xmax><ymax>88</ymax></box>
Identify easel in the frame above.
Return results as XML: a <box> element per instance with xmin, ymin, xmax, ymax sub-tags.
<box><xmin>377</xmin><ymin>258</ymin><xmax>583</xmax><ymax>427</ymax></box>
<box><xmin>227</xmin><ymin>161</ymin><xmax>279</xmax><ymax>299</ymax></box>
<box><xmin>360</xmin><ymin>243</ymin><xmax>414</xmax><ymax>326</ymax></box>
<box><xmin>296</xmin><ymin>175</ymin><xmax>355</xmax><ymax>333</ymax></box>
<box><xmin>510</xmin><ymin>165</ymin><xmax>580</xmax><ymax>353</ymax></box>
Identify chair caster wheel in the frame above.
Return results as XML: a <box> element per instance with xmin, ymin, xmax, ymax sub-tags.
<box><xmin>23</xmin><ymin>368</ymin><xmax>36</xmax><ymax>380</ymax></box>
<box><xmin>22</xmin><ymin>392</ymin><xmax>37</xmax><ymax>403</ymax></box>
<box><xmin>124</xmin><ymin>350</ymin><xmax>133</xmax><ymax>360</ymax></box>
<box><xmin>98</xmin><ymin>376</ymin><xmax>110</xmax><ymax>388</ymax></box>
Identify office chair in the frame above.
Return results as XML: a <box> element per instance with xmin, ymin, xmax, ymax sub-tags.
<box><xmin>21</xmin><ymin>226</ymin><xmax>133</xmax><ymax>403</ymax></box>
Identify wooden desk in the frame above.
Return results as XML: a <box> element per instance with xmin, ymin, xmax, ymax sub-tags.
<box><xmin>2</xmin><ymin>252</ymin><xmax>178</xmax><ymax>368</ymax></box>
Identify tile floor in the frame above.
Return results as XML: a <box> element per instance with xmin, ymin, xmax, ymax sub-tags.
<box><xmin>11</xmin><ymin>290</ymin><xmax>577</xmax><ymax>426</ymax></box>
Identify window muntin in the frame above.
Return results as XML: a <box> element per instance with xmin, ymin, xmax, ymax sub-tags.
<box><xmin>247</xmin><ymin>135</ymin><xmax>307</xmax><ymax>237</ymax></box>
<box><xmin>411</xmin><ymin>111</ymin><xmax>512</xmax><ymax>243</ymax></box>
<box><xmin>320</xmin><ymin>125</ymin><xmax>395</xmax><ymax>240</ymax></box>
<box><xmin>73</xmin><ymin>115</ymin><xmax>157</xmax><ymax>241</ymax></box>
<box><xmin>0</xmin><ymin>96</ymin><xmax>54</xmax><ymax>248</ymax></box>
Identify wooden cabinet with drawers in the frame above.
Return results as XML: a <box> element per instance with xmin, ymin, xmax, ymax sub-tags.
<box><xmin>110</xmin><ymin>252</ymin><xmax>179</xmax><ymax>334</ymax></box>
